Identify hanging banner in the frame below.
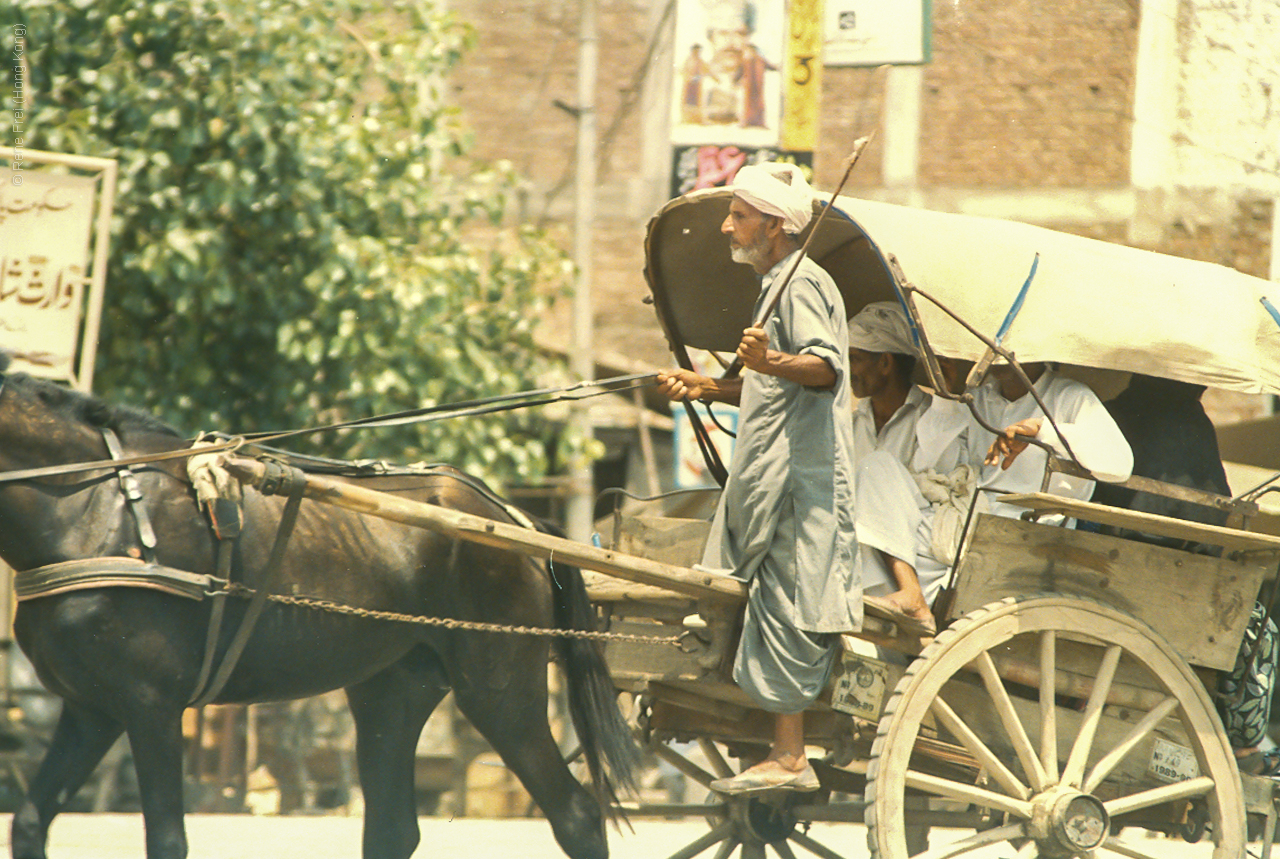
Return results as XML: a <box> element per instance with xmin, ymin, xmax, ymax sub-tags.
<box><xmin>668</xmin><ymin>1</ymin><xmax>817</xmax><ymax>197</ymax></box>
<box><xmin>782</xmin><ymin>0</ymin><xmax>824</xmax><ymax>152</ymax></box>
<box><xmin>824</xmin><ymin>0</ymin><xmax>930</xmax><ymax>67</ymax></box>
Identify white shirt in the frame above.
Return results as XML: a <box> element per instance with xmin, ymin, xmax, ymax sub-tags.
<box><xmin>971</xmin><ymin>367</ymin><xmax>1133</xmax><ymax>521</ymax></box>
<box><xmin>851</xmin><ymin>385</ymin><xmax>930</xmax><ymax>467</ymax></box>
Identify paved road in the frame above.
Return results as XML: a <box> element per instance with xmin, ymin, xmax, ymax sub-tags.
<box><xmin>2</xmin><ymin>813</ymin><xmax>1266</xmax><ymax>859</ymax></box>
<box><xmin>7</xmin><ymin>814</ymin><xmax>847</xmax><ymax>859</ymax></box>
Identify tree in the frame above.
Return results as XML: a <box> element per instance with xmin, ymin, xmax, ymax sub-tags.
<box><xmin>2</xmin><ymin>0</ymin><xmax>581</xmax><ymax>487</ymax></box>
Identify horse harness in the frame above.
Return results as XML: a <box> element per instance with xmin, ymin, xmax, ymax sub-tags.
<box><xmin>12</xmin><ymin>434</ymin><xmax>683</xmax><ymax>707</ymax></box>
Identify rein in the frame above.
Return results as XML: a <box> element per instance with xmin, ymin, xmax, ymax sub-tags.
<box><xmin>0</xmin><ymin>372</ymin><xmax>660</xmax><ymax>486</ymax></box>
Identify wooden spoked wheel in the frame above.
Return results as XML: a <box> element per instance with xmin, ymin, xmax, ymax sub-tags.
<box><xmin>865</xmin><ymin>595</ymin><xmax>1245</xmax><ymax>858</ymax></box>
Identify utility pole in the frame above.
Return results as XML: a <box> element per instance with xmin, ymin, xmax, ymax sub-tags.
<box><xmin>566</xmin><ymin>0</ymin><xmax>598</xmax><ymax>543</ymax></box>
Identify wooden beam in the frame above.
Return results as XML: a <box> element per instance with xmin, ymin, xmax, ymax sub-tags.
<box><xmin>225</xmin><ymin>457</ymin><xmax>747</xmax><ymax>604</ymax></box>
<box><xmin>1000</xmin><ymin>492</ymin><xmax>1280</xmax><ymax>554</ymax></box>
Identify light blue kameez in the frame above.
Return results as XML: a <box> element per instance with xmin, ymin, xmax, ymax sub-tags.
<box><xmin>700</xmin><ymin>251</ymin><xmax>861</xmax><ymax>713</ymax></box>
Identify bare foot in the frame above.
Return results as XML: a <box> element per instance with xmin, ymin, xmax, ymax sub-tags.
<box><xmin>883</xmin><ymin>589</ymin><xmax>935</xmax><ymax>630</ymax></box>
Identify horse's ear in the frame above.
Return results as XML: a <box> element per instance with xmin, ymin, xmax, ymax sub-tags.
<box><xmin>82</xmin><ymin>400</ymin><xmax>115</xmax><ymax>429</ymax></box>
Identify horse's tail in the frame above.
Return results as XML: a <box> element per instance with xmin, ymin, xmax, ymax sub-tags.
<box><xmin>542</xmin><ymin>526</ymin><xmax>639</xmax><ymax>817</ymax></box>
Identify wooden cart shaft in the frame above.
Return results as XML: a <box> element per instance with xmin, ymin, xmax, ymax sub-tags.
<box><xmin>222</xmin><ymin>457</ymin><xmax>931</xmax><ymax>643</ymax></box>
<box><xmin>224</xmin><ymin>457</ymin><xmax>745</xmax><ymax>603</ymax></box>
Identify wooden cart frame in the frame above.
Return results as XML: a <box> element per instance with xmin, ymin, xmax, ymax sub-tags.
<box><xmin>227</xmin><ymin>187</ymin><xmax>1280</xmax><ymax>858</ymax></box>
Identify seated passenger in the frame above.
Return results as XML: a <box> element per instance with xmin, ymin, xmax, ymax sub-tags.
<box><xmin>1091</xmin><ymin>374</ymin><xmax>1231</xmax><ymax>551</ymax></box>
<box><xmin>847</xmin><ymin>303</ymin><xmax>983</xmax><ymax>629</ymax></box>
<box><xmin>977</xmin><ymin>361</ymin><xmax>1134</xmax><ymax>525</ymax></box>
<box><xmin>1093</xmin><ymin>374</ymin><xmax>1279</xmax><ymax>774</ymax></box>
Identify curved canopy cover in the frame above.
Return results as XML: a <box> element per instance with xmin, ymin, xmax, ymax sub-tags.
<box><xmin>644</xmin><ymin>187</ymin><xmax>1280</xmax><ymax>395</ymax></box>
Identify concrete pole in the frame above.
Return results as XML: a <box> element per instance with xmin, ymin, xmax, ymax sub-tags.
<box><xmin>566</xmin><ymin>0</ymin><xmax>598</xmax><ymax>543</ymax></box>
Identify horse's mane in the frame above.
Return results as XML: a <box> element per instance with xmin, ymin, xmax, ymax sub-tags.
<box><xmin>1</xmin><ymin>356</ymin><xmax>183</xmax><ymax>440</ymax></box>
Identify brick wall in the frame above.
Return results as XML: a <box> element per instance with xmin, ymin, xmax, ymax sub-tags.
<box><xmin>915</xmin><ymin>0</ymin><xmax>1139</xmax><ymax>187</ymax></box>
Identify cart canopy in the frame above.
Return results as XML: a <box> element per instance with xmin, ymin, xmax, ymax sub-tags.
<box><xmin>644</xmin><ymin>187</ymin><xmax>1280</xmax><ymax>395</ymax></box>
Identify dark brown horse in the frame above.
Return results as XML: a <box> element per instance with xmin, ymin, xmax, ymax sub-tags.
<box><xmin>0</xmin><ymin>362</ymin><xmax>635</xmax><ymax>859</ymax></box>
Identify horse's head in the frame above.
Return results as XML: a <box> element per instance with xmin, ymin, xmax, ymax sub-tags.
<box><xmin>0</xmin><ymin>353</ymin><xmax>183</xmax><ymax>476</ymax></box>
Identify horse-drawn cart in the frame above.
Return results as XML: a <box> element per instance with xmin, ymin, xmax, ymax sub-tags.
<box><xmin>219</xmin><ymin>186</ymin><xmax>1280</xmax><ymax>859</ymax></box>
<box><xmin>5</xmin><ymin>187</ymin><xmax>1280</xmax><ymax>859</ymax></box>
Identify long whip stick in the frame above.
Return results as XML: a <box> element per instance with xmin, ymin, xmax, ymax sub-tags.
<box><xmin>722</xmin><ymin>132</ymin><xmax>875</xmax><ymax>379</ymax></box>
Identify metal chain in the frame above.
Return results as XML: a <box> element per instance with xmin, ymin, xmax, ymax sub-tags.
<box><xmin>221</xmin><ymin>583</ymin><xmax>683</xmax><ymax>646</ymax></box>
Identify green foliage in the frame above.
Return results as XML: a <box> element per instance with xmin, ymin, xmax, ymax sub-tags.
<box><xmin>1</xmin><ymin>0</ymin><xmax>580</xmax><ymax>486</ymax></box>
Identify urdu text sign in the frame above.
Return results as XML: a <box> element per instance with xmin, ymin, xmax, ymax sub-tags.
<box><xmin>0</xmin><ymin>170</ymin><xmax>95</xmax><ymax>381</ymax></box>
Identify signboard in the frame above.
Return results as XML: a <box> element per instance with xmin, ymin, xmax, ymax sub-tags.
<box><xmin>672</xmin><ymin>400</ymin><xmax>737</xmax><ymax>489</ymax></box>
<box><xmin>670</xmin><ymin>0</ymin><xmax>787</xmax><ymax>148</ymax></box>
<box><xmin>668</xmin><ymin>2</ymin><xmax>819</xmax><ymax>198</ymax></box>
<box><xmin>670</xmin><ymin>143</ymin><xmax>813</xmax><ymax>198</ymax></box>
<box><xmin>0</xmin><ymin>148</ymin><xmax>115</xmax><ymax>391</ymax></box>
<box><xmin>824</xmin><ymin>0</ymin><xmax>931</xmax><ymax>67</ymax></box>
<box><xmin>0</xmin><ymin>171</ymin><xmax>94</xmax><ymax>379</ymax></box>
<box><xmin>782</xmin><ymin>0</ymin><xmax>824</xmax><ymax>152</ymax></box>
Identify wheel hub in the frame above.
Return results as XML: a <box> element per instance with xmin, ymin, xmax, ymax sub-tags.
<box><xmin>726</xmin><ymin>795</ymin><xmax>798</xmax><ymax>844</ymax></box>
<box><xmin>1029</xmin><ymin>788</ymin><xmax>1109</xmax><ymax>855</ymax></box>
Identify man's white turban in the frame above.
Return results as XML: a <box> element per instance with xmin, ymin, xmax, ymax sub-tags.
<box><xmin>730</xmin><ymin>162</ymin><xmax>813</xmax><ymax>235</ymax></box>
<box><xmin>848</xmin><ymin>301</ymin><xmax>917</xmax><ymax>356</ymax></box>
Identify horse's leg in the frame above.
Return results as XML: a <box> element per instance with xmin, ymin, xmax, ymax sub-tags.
<box><xmin>12</xmin><ymin>704</ymin><xmax>123</xmax><ymax>859</ymax></box>
<box><xmin>345</xmin><ymin>650</ymin><xmax>450</xmax><ymax>859</ymax></box>
<box><xmin>121</xmin><ymin>706</ymin><xmax>189</xmax><ymax>859</ymax></box>
<box><xmin>449</xmin><ymin>637</ymin><xmax>609</xmax><ymax>859</ymax></box>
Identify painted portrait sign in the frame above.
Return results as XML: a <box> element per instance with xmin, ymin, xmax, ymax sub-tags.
<box><xmin>671</xmin><ymin>0</ymin><xmax>787</xmax><ymax>147</ymax></box>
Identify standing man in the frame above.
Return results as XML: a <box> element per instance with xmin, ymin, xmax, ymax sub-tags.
<box><xmin>658</xmin><ymin>163</ymin><xmax>858</xmax><ymax>794</ymax></box>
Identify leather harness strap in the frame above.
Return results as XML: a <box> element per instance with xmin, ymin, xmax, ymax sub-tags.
<box><xmin>102</xmin><ymin>427</ymin><xmax>158</xmax><ymax>564</ymax></box>
<box><xmin>13</xmin><ymin>557</ymin><xmax>221</xmax><ymax>602</ymax></box>
<box><xmin>189</xmin><ymin>460</ymin><xmax>307</xmax><ymax>708</ymax></box>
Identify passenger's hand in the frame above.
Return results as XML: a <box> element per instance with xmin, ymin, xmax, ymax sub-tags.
<box><xmin>657</xmin><ymin>369</ymin><xmax>709</xmax><ymax>402</ymax></box>
<box><xmin>736</xmin><ymin>327</ymin><xmax>770</xmax><ymax>372</ymax></box>
<box><xmin>985</xmin><ymin>418</ymin><xmax>1043</xmax><ymax>470</ymax></box>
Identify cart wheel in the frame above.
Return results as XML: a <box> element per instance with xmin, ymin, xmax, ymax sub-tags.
<box><xmin>866</xmin><ymin>595</ymin><xmax>1245</xmax><ymax>858</ymax></box>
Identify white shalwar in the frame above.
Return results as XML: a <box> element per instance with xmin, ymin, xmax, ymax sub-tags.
<box><xmin>852</xmin><ymin>390</ymin><xmax>982</xmax><ymax>604</ymax></box>
<box><xmin>701</xmin><ymin>250</ymin><xmax>860</xmax><ymax>714</ymax></box>
<box><xmin>971</xmin><ymin>368</ymin><xmax>1133</xmax><ymax>523</ymax></box>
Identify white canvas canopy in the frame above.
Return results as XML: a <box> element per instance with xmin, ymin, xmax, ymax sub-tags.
<box><xmin>644</xmin><ymin>188</ymin><xmax>1280</xmax><ymax>395</ymax></box>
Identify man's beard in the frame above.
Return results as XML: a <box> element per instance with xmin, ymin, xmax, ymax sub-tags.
<box><xmin>730</xmin><ymin>233</ymin><xmax>770</xmax><ymax>270</ymax></box>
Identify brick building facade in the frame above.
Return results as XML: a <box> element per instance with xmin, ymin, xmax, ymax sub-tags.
<box><xmin>447</xmin><ymin>0</ymin><xmax>1279</xmax><ymax>422</ymax></box>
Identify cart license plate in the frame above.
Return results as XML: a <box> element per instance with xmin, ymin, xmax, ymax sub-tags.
<box><xmin>831</xmin><ymin>653</ymin><xmax>889</xmax><ymax>719</ymax></box>
<box><xmin>1149</xmin><ymin>739</ymin><xmax>1199</xmax><ymax>783</ymax></box>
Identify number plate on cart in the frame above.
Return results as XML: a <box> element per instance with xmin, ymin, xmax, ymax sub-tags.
<box><xmin>1149</xmin><ymin>739</ymin><xmax>1199</xmax><ymax>783</ymax></box>
<box><xmin>831</xmin><ymin>653</ymin><xmax>890</xmax><ymax>719</ymax></box>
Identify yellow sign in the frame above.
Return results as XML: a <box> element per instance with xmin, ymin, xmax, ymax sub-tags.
<box><xmin>782</xmin><ymin>0</ymin><xmax>824</xmax><ymax>152</ymax></box>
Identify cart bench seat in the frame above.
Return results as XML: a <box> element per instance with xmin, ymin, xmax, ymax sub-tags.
<box><xmin>1000</xmin><ymin>492</ymin><xmax>1280</xmax><ymax>554</ymax></box>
